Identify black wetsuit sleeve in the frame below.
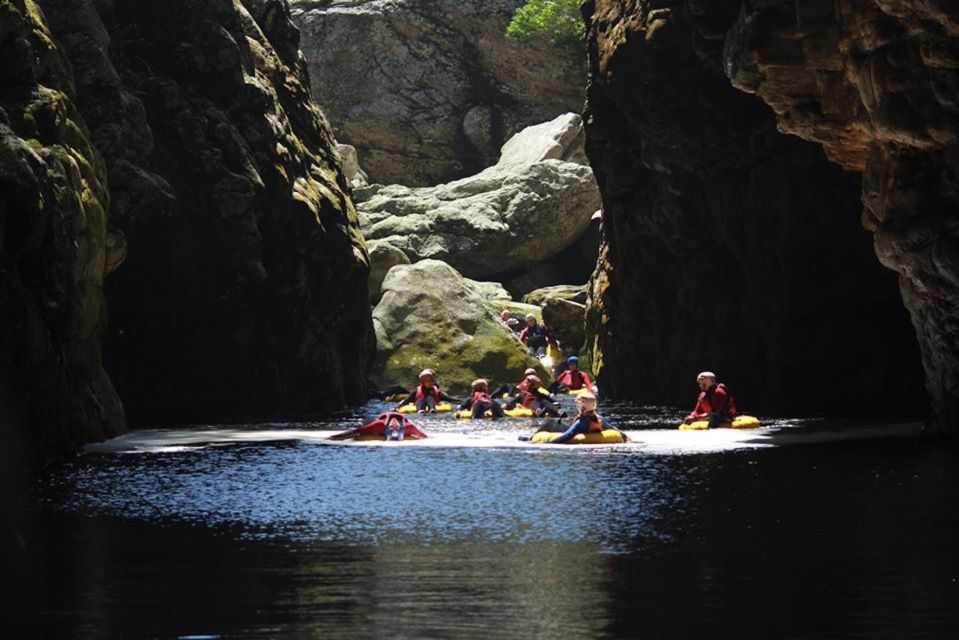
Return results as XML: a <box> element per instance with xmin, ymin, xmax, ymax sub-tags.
<box><xmin>549</xmin><ymin>418</ymin><xmax>587</xmax><ymax>444</ymax></box>
<box><xmin>438</xmin><ymin>389</ymin><xmax>456</xmax><ymax>402</ymax></box>
<box><xmin>398</xmin><ymin>390</ymin><xmax>416</xmax><ymax>406</ymax></box>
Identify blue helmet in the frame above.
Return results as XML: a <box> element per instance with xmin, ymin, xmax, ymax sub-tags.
<box><xmin>567</xmin><ymin>356</ymin><xmax>579</xmax><ymax>364</ymax></box>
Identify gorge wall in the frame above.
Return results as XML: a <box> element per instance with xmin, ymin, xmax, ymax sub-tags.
<box><xmin>290</xmin><ymin>0</ymin><xmax>584</xmax><ymax>186</ymax></box>
<box><xmin>1</xmin><ymin>0</ymin><xmax>373</xmax><ymax>456</ymax></box>
<box><xmin>583</xmin><ymin>0</ymin><xmax>929</xmax><ymax>420</ymax></box>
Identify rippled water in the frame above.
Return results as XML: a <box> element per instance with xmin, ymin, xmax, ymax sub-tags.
<box><xmin>17</xmin><ymin>401</ymin><xmax>959</xmax><ymax>639</ymax></box>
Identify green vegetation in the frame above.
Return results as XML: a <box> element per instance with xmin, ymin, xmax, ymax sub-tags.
<box><xmin>505</xmin><ymin>0</ymin><xmax>584</xmax><ymax>51</ymax></box>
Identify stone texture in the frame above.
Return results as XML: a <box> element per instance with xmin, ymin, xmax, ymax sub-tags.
<box><xmin>357</xmin><ymin>113</ymin><xmax>601</xmax><ymax>279</ymax></box>
<box><xmin>523</xmin><ymin>284</ymin><xmax>588</xmax><ymax>307</ymax></box>
<box><xmin>372</xmin><ymin>259</ymin><xmax>547</xmax><ymax>392</ymax></box>
<box><xmin>337</xmin><ymin>143</ymin><xmax>368</xmax><ymax>189</ymax></box>
<box><xmin>89</xmin><ymin>0</ymin><xmax>374</xmax><ymax>424</ymax></box>
<box><xmin>582</xmin><ymin>0</ymin><xmax>926</xmax><ymax>418</ymax></box>
<box><xmin>367</xmin><ymin>238</ymin><xmax>410</xmax><ymax>303</ymax></box>
<box><xmin>722</xmin><ymin>0</ymin><xmax>959</xmax><ymax>435</ymax></box>
<box><xmin>0</xmin><ymin>0</ymin><xmax>125</xmax><ymax>458</ymax></box>
<box><xmin>543</xmin><ymin>298</ymin><xmax>586</xmax><ymax>354</ymax></box>
<box><xmin>290</xmin><ymin>0</ymin><xmax>584</xmax><ymax>185</ymax></box>
<box><xmin>1</xmin><ymin>0</ymin><xmax>374</xmax><ymax>447</ymax></box>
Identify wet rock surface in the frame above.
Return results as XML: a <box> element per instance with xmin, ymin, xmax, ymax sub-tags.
<box><xmin>583</xmin><ymin>0</ymin><xmax>927</xmax><ymax>419</ymax></box>
<box><xmin>357</xmin><ymin>113</ymin><xmax>601</xmax><ymax>279</ymax></box>
<box><xmin>290</xmin><ymin>0</ymin><xmax>584</xmax><ymax>185</ymax></box>
<box><xmin>371</xmin><ymin>259</ymin><xmax>547</xmax><ymax>393</ymax></box>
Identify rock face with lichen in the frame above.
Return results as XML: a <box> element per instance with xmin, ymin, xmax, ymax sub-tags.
<box><xmin>372</xmin><ymin>259</ymin><xmax>547</xmax><ymax>393</ymax></box>
<box><xmin>1</xmin><ymin>0</ymin><xmax>125</xmax><ymax>457</ymax></box>
<box><xmin>582</xmin><ymin>0</ymin><xmax>927</xmax><ymax>419</ymax></box>
<box><xmin>290</xmin><ymin>0</ymin><xmax>584</xmax><ymax>185</ymax></box>
<box><xmin>1</xmin><ymin>0</ymin><xmax>373</xmax><ymax>454</ymax></box>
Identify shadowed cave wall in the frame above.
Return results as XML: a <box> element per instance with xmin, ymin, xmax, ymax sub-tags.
<box><xmin>583</xmin><ymin>0</ymin><xmax>929</xmax><ymax>420</ymax></box>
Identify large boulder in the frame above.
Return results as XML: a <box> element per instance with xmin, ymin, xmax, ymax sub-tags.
<box><xmin>372</xmin><ymin>260</ymin><xmax>547</xmax><ymax>393</ymax></box>
<box><xmin>290</xmin><ymin>0</ymin><xmax>583</xmax><ymax>185</ymax></box>
<box><xmin>523</xmin><ymin>285</ymin><xmax>588</xmax><ymax>308</ymax></box>
<box><xmin>367</xmin><ymin>239</ymin><xmax>411</xmax><ymax>303</ymax></box>
<box><xmin>542</xmin><ymin>299</ymin><xmax>586</xmax><ymax>355</ymax></box>
<box><xmin>357</xmin><ymin>113</ymin><xmax>600</xmax><ymax>279</ymax></box>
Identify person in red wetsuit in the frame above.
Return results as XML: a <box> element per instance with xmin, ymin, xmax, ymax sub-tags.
<box><xmin>329</xmin><ymin>411</ymin><xmax>427</xmax><ymax>441</ymax></box>
<box><xmin>396</xmin><ymin>369</ymin><xmax>457</xmax><ymax>412</ymax></box>
<box><xmin>555</xmin><ymin>356</ymin><xmax>593</xmax><ymax>392</ymax></box>
<box><xmin>683</xmin><ymin>371</ymin><xmax>738</xmax><ymax>429</ymax></box>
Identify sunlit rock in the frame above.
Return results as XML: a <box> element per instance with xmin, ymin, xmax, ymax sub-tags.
<box><xmin>357</xmin><ymin>113</ymin><xmax>600</xmax><ymax>279</ymax></box>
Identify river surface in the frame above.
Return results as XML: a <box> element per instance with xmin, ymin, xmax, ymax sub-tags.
<box><xmin>19</xmin><ymin>400</ymin><xmax>959</xmax><ymax>639</ymax></box>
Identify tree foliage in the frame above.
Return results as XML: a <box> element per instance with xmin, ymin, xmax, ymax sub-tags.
<box><xmin>505</xmin><ymin>0</ymin><xmax>584</xmax><ymax>52</ymax></box>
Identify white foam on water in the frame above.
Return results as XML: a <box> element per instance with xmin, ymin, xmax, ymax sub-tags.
<box><xmin>84</xmin><ymin>422</ymin><xmax>923</xmax><ymax>456</ymax></box>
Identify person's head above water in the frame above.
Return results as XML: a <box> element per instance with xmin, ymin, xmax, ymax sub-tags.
<box><xmin>471</xmin><ymin>378</ymin><xmax>489</xmax><ymax>392</ymax></box>
<box><xmin>523</xmin><ymin>367</ymin><xmax>537</xmax><ymax>377</ymax></box>
<box><xmin>418</xmin><ymin>369</ymin><xmax>435</xmax><ymax>386</ymax></box>
<box><xmin>500</xmin><ymin>309</ymin><xmax>512</xmax><ymax>321</ymax></box>
<box><xmin>696</xmin><ymin>371</ymin><xmax>717</xmax><ymax>391</ymax></box>
<box><xmin>524</xmin><ymin>313</ymin><xmax>537</xmax><ymax>326</ymax></box>
<box><xmin>575</xmin><ymin>391</ymin><xmax>597</xmax><ymax>415</ymax></box>
<box><xmin>567</xmin><ymin>356</ymin><xmax>579</xmax><ymax>369</ymax></box>
<box><xmin>525</xmin><ymin>375</ymin><xmax>542</xmax><ymax>388</ymax></box>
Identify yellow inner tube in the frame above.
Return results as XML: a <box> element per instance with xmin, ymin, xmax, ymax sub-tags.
<box><xmin>678</xmin><ymin>415</ymin><xmax>761</xmax><ymax>431</ymax></box>
<box><xmin>563</xmin><ymin>387</ymin><xmax>590</xmax><ymax>396</ymax></box>
<box><xmin>397</xmin><ymin>403</ymin><xmax>452</xmax><ymax>414</ymax></box>
<box><xmin>455</xmin><ymin>406</ymin><xmax>535</xmax><ymax>419</ymax></box>
<box><xmin>530</xmin><ymin>429</ymin><xmax>626</xmax><ymax>444</ymax></box>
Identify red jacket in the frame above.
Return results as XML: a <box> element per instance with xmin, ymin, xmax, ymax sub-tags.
<box><xmin>689</xmin><ymin>383</ymin><xmax>737</xmax><ymax>420</ymax></box>
<box><xmin>414</xmin><ymin>384</ymin><xmax>440</xmax><ymax>403</ymax></box>
<box><xmin>357</xmin><ymin>412</ymin><xmax>427</xmax><ymax>439</ymax></box>
<box><xmin>470</xmin><ymin>391</ymin><xmax>492</xmax><ymax>405</ymax></box>
<box><xmin>558</xmin><ymin>368</ymin><xmax>592</xmax><ymax>390</ymax></box>
<box><xmin>519</xmin><ymin>387</ymin><xmax>548</xmax><ymax>407</ymax></box>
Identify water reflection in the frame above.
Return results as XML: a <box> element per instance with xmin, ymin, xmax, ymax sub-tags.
<box><xmin>25</xmin><ymin>406</ymin><xmax>959</xmax><ymax>639</ymax></box>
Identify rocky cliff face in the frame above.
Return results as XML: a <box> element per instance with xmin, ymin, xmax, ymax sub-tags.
<box><xmin>290</xmin><ymin>0</ymin><xmax>584</xmax><ymax>185</ymax></box>
<box><xmin>1</xmin><ymin>0</ymin><xmax>125</xmax><ymax>457</ymax></box>
<box><xmin>1</xmin><ymin>0</ymin><xmax>373</xmax><ymax>452</ymax></box>
<box><xmin>723</xmin><ymin>1</ymin><xmax>959</xmax><ymax>432</ymax></box>
<box><xmin>583</xmin><ymin>1</ymin><xmax>927</xmax><ymax>419</ymax></box>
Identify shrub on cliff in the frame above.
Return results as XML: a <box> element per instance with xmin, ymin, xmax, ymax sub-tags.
<box><xmin>506</xmin><ymin>0</ymin><xmax>584</xmax><ymax>60</ymax></box>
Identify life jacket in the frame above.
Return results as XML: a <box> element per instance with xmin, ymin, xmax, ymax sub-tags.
<box><xmin>698</xmin><ymin>383</ymin><xmax>737</xmax><ymax>417</ymax></box>
<box><xmin>471</xmin><ymin>391</ymin><xmax>492</xmax><ymax>405</ymax></box>
<box><xmin>568</xmin><ymin>412</ymin><xmax>603</xmax><ymax>433</ymax></box>
<box><xmin>520</xmin><ymin>389</ymin><xmax>539</xmax><ymax>407</ymax></box>
<box><xmin>558</xmin><ymin>368</ymin><xmax>589</xmax><ymax>390</ymax></box>
<box><xmin>523</xmin><ymin>324</ymin><xmax>548</xmax><ymax>346</ymax></box>
<box><xmin>359</xmin><ymin>412</ymin><xmax>402</xmax><ymax>435</ymax></box>
<box><xmin>361</xmin><ymin>412</ymin><xmax>426</xmax><ymax>439</ymax></box>
<box><xmin>415</xmin><ymin>384</ymin><xmax>440</xmax><ymax>403</ymax></box>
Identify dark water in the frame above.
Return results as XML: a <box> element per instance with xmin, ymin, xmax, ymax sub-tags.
<box><xmin>17</xmin><ymin>402</ymin><xmax>959</xmax><ymax>639</ymax></box>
